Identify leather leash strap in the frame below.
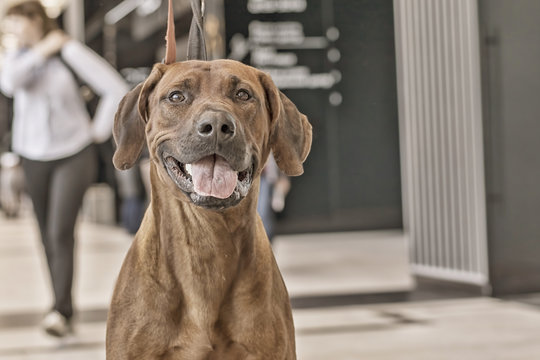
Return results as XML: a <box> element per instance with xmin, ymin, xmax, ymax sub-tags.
<box><xmin>164</xmin><ymin>0</ymin><xmax>207</xmax><ymax>64</ymax></box>
<box><xmin>187</xmin><ymin>0</ymin><xmax>207</xmax><ymax>60</ymax></box>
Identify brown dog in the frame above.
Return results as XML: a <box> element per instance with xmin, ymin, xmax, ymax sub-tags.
<box><xmin>106</xmin><ymin>59</ymin><xmax>312</xmax><ymax>359</ymax></box>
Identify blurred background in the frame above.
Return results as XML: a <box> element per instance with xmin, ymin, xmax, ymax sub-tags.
<box><xmin>2</xmin><ymin>0</ymin><xmax>540</xmax><ymax>359</ymax></box>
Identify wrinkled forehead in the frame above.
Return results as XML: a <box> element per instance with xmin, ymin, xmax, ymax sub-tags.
<box><xmin>156</xmin><ymin>60</ymin><xmax>261</xmax><ymax>94</ymax></box>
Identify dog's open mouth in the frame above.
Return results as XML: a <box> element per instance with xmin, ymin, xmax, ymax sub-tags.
<box><xmin>163</xmin><ymin>154</ymin><xmax>253</xmax><ymax>209</ymax></box>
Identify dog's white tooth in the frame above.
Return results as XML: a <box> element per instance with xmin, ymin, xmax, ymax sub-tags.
<box><xmin>185</xmin><ymin>164</ymin><xmax>192</xmax><ymax>175</ymax></box>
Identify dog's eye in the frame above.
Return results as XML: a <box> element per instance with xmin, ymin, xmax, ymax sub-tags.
<box><xmin>236</xmin><ymin>89</ymin><xmax>251</xmax><ymax>101</ymax></box>
<box><xmin>168</xmin><ymin>91</ymin><xmax>185</xmax><ymax>103</ymax></box>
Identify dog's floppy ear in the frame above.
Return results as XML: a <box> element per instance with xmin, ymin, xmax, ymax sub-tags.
<box><xmin>112</xmin><ymin>65</ymin><xmax>164</xmax><ymax>170</ymax></box>
<box><xmin>260</xmin><ymin>72</ymin><xmax>312</xmax><ymax>176</ymax></box>
<box><xmin>112</xmin><ymin>83</ymin><xmax>145</xmax><ymax>170</ymax></box>
<box><xmin>137</xmin><ymin>65</ymin><xmax>165</xmax><ymax>123</ymax></box>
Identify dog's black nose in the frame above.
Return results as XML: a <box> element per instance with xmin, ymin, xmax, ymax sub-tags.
<box><xmin>197</xmin><ymin>111</ymin><xmax>236</xmax><ymax>141</ymax></box>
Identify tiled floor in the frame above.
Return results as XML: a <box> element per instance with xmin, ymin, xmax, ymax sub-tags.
<box><xmin>294</xmin><ymin>297</ymin><xmax>540</xmax><ymax>360</ymax></box>
<box><xmin>2</xmin><ymin>214</ymin><xmax>540</xmax><ymax>359</ymax></box>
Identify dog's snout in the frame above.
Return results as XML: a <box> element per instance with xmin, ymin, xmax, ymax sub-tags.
<box><xmin>197</xmin><ymin>111</ymin><xmax>236</xmax><ymax>141</ymax></box>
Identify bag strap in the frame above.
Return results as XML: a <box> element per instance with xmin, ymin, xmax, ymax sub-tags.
<box><xmin>56</xmin><ymin>55</ymin><xmax>99</xmax><ymax>118</ymax></box>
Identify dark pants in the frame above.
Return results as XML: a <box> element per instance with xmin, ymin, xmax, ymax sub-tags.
<box><xmin>22</xmin><ymin>145</ymin><xmax>97</xmax><ymax>319</ymax></box>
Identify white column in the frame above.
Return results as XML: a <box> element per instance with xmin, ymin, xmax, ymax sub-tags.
<box><xmin>393</xmin><ymin>0</ymin><xmax>489</xmax><ymax>288</ymax></box>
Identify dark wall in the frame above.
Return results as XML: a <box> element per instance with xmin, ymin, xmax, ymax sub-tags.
<box><xmin>479</xmin><ymin>0</ymin><xmax>540</xmax><ymax>295</ymax></box>
<box><xmin>332</xmin><ymin>1</ymin><xmax>401</xmax><ymax>227</ymax></box>
<box><xmin>224</xmin><ymin>0</ymin><xmax>402</xmax><ymax>233</ymax></box>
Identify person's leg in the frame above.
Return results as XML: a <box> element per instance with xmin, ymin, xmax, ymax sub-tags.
<box><xmin>47</xmin><ymin>145</ymin><xmax>97</xmax><ymax>319</ymax></box>
<box><xmin>20</xmin><ymin>158</ymin><xmax>54</xmax><ymax>279</ymax></box>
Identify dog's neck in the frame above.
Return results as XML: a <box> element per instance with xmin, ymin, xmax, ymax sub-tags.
<box><xmin>144</xmin><ymin>161</ymin><xmax>262</xmax><ymax>259</ymax></box>
<box><xmin>139</xmin><ymin>162</ymin><xmax>265</xmax><ymax>320</ymax></box>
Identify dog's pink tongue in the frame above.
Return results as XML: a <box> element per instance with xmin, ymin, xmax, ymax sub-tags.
<box><xmin>191</xmin><ymin>155</ymin><xmax>237</xmax><ymax>199</ymax></box>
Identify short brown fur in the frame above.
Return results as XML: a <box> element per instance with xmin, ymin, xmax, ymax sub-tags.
<box><xmin>106</xmin><ymin>59</ymin><xmax>311</xmax><ymax>359</ymax></box>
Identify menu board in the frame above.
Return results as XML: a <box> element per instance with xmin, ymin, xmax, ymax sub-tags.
<box><xmin>224</xmin><ymin>0</ymin><xmax>341</xmax><ymax>230</ymax></box>
<box><xmin>225</xmin><ymin>0</ymin><xmax>340</xmax><ymax>95</ymax></box>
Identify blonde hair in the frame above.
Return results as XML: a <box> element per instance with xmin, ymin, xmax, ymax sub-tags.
<box><xmin>6</xmin><ymin>1</ymin><xmax>57</xmax><ymax>36</ymax></box>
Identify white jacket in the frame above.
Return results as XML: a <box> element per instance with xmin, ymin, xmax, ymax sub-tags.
<box><xmin>0</xmin><ymin>40</ymin><xmax>129</xmax><ymax>161</ymax></box>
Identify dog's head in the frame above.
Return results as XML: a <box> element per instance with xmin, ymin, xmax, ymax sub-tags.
<box><xmin>113</xmin><ymin>59</ymin><xmax>312</xmax><ymax>210</ymax></box>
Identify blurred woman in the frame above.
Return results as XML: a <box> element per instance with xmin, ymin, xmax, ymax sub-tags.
<box><xmin>0</xmin><ymin>1</ymin><xmax>128</xmax><ymax>337</ymax></box>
